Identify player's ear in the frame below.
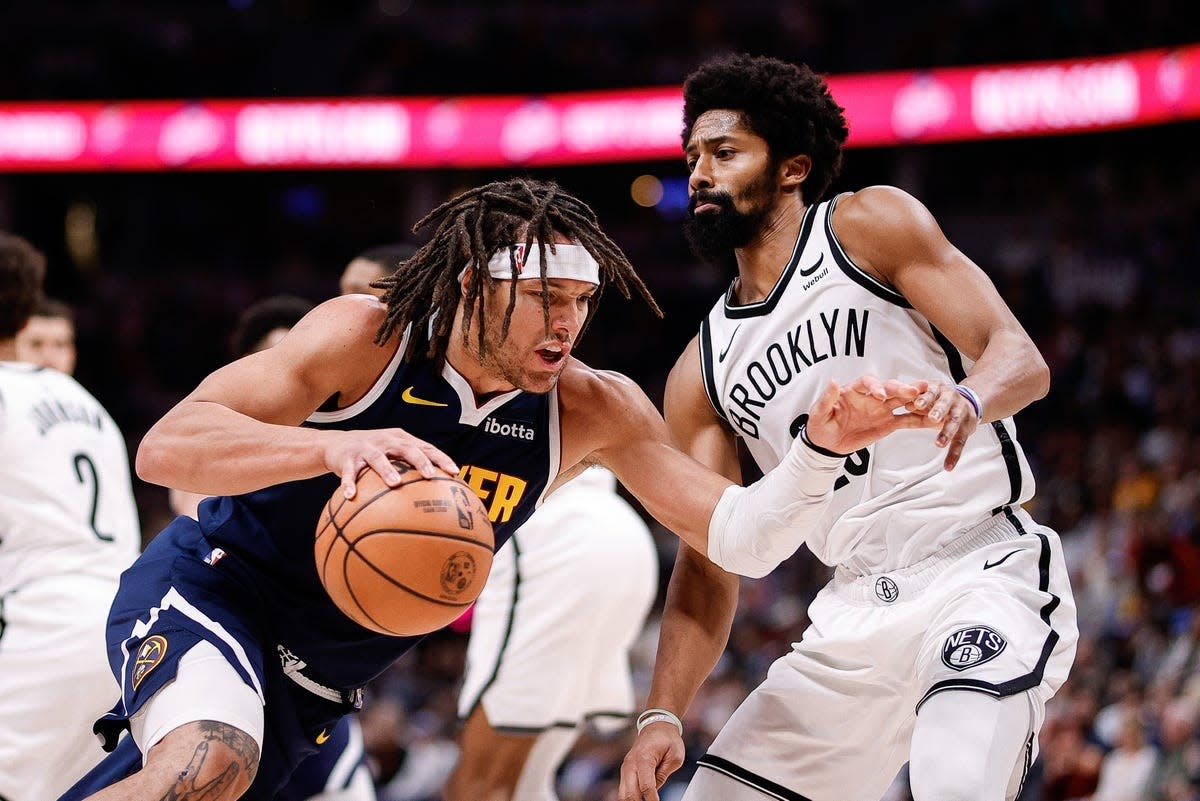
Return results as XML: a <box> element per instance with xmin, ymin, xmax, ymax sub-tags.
<box><xmin>781</xmin><ymin>155</ymin><xmax>812</xmax><ymax>190</ymax></box>
<box><xmin>458</xmin><ymin>266</ymin><xmax>475</xmax><ymax>294</ymax></box>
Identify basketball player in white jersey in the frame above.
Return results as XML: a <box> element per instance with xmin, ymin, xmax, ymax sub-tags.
<box><xmin>0</xmin><ymin>232</ymin><xmax>141</xmax><ymax>801</ymax></box>
<box><xmin>619</xmin><ymin>54</ymin><xmax>1078</xmax><ymax>801</ymax></box>
<box><xmin>340</xmin><ymin>247</ymin><xmax>661</xmax><ymax>801</ymax></box>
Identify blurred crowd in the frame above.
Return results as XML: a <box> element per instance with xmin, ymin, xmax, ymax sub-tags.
<box><xmin>3</xmin><ymin>2</ymin><xmax>1200</xmax><ymax>799</ymax></box>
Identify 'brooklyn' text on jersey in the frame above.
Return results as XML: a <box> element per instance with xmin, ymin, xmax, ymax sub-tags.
<box><xmin>725</xmin><ymin>307</ymin><xmax>870</xmax><ymax>438</ymax></box>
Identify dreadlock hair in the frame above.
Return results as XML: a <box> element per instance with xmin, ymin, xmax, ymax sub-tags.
<box><xmin>374</xmin><ymin>177</ymin><xmax>661</xmax><ymax>367</ymax></box>
<box><xmin>682</xmin><ymin>53</ymin><xmax>849</xmax><ymax>205</ymax></box>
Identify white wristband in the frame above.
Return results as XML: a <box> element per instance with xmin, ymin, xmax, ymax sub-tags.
<box><xmin>636</xmin><ymin>708</ymin><xmax>683</xmax><ymax>736</ymax></box>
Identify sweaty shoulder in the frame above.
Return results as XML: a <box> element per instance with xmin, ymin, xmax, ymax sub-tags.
<box><xmin>281</xmin><ymin>294</ymin><xmax>390</xmax><ymax>356</ymax></box>
<box><xmin>556</xmin><ymin>358</ymin><xmax>646</xmax><ymax>426</ymax></box>
<box><xmin>831</xmin><ymin>185</ymin><xmax>945</xmax><ymax>285</ymax></box>
<box><xmin>292</xmin><ymin>294</ymin><xmax>388</xmax><ymax>343</ymax></box>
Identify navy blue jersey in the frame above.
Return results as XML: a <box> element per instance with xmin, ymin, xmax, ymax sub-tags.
<box><xmin>196</xmin><ymin>344</ymin><xmax>558</xmax><ymax>689</ymax></box>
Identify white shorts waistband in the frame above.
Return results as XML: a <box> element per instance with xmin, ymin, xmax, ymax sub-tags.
<box><xmin>831</xmin><ymin>507</ymin><xmax>1034</xmax><ymax>604</ymax></box>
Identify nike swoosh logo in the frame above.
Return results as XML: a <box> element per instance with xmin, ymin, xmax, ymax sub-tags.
<box><xmin>983</xmin><ymin>549</ymin><xmax>1021</xmax><ymax>571</ymax></box>
<box><xmin>315</xmin><ymin>729</ymin><xmax>331</xmax><ymax>745</ymax></box>
<box><xmin>798</xmin><ymin>253</ymin><xmax>824</xmax><ymax>277</ymax></box>
<box><xmin>718</xmin><ymin>324</ymin><xmax>742</xmax><ymax>363</ymax></box>
<box><xmin>401</xmin><ymin>386</ymin><xmax>449</xmax><ymax>407</ymax></box>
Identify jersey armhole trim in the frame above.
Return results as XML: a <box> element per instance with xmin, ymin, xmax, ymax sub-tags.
<box><xmin>825</xmin><ymin>193</ymin><xmax>912</xmax><ymax>309</ymax></box>
<box><xmin>698</xmin><ymin>319</ymin><xmax>730</xmax><ymax>426</ymax></box>
<box><xmin>306</xmin><ymin>328</ymin><xmax>409</xmax><ymax>424</ymax></box>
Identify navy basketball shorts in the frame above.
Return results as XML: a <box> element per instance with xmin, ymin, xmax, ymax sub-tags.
<box><xmin>66</xmin><ymin>518</ymin><xmax>357</xmax><ymax>801</ymax></box>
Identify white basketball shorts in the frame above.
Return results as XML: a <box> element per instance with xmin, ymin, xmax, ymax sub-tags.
<box><xmin>0</xmin><ymin>575</ymin><xmax>123</xmax><ymax>801</ymax></box>
<box><xmin>686</xmin><ymin>507</ymin><xmax>1078</xmax><ymax>801</ymax></box>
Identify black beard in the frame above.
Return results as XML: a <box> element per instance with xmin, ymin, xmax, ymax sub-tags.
<box><xmin>683</xmin><ymin>192</ymin><xmax>771</xmax><ymax>263</ymax></box>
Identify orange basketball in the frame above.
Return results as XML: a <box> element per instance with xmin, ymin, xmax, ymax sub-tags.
<box><xmin>314</xmin><ymin>461</ymin><xmax>494</xmax><ymax>636</ymax></box>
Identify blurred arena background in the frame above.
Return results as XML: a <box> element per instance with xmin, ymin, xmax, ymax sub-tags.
<box><xmin>4</xmin><ymin>2</ymin><xmax>1200</xmax><ymax>799</ymax></box>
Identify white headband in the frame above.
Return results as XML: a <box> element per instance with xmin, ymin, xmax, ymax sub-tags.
<box><xmin>477</xmin><ymin>243</ymin><xmax>601</xmax><ymax>285</ymax></box>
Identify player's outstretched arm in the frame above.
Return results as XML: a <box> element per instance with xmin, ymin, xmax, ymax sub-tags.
<box><xmin>137</xmin><ymin>296</ymin><xmax>458</xmax><ymax>499</ymax></box>
<box><xmin>834</xmin><ymin>186</ymin><xmax>1050</xmax><ymax>469</ymax></box>
<box><xmin>565</xmin><ymin>363</ymin><xmax>924</xmax><ymax>575</ymax></box>
<box><xmin>704</xmin><ymin>376</ymin><xmax>925</xmax><ymax>577</ymax></box>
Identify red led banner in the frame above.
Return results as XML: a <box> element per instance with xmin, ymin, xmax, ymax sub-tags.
<box><xmin>0</xmin><ymin>45</ymin><xmax>1196</xmax><ymax>172</ymax></box>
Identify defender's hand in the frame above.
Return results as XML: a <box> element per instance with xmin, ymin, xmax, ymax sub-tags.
<box><xmin>905</xmin><ymin>381</ymin><xmax>982</xmax><ymax>471</ymax></box>
<box><xmin>618</xmin><ymin>725</ymin><xmax>686</xmax><ymax>801</ymax></box>
<box><xmin>804</xmin><ymin>376</ymin><xmax>926</xmax><ymax>456</ymax></box>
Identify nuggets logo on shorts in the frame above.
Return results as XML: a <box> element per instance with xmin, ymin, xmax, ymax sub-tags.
<box><xmin>941</xmin><ymin>625</ymin><xmax>1007</xmax><ymax>671</ymax></box>
<box><xmin>131</xmin><ymin>634</ymin><xmax>168</xmax><ymax>689</ymax></box>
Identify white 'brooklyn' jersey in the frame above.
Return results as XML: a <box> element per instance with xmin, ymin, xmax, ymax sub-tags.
<box><xmin>0</xmin><ymin>362</ymin><xmax>140</xmax><ymax>594</ymax></box>
<box><xmin>699</xmin><ymin>195</ymin><xmax>1035</xmax><ymax>575</ymax></box>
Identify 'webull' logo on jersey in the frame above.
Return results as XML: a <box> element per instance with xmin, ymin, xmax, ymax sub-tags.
<box><xmin>482</xmin><ymin>416</ymin><xmax>536</xmax><ymax>441</ymax></box>
<box><xmin>458</xmin><ymin>465</ymin><xmax>528</xmax><ymax>524</ymax></box>
<box><xmin>724</xmin><ymin>307</ymin><xmax>870</xmax><ymax>438</ymax></box>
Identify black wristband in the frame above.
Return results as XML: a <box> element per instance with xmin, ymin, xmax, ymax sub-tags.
<box><xmin>799</xmin><ymin>424</ymin><xmax>852</xmax><ymax>458</ymax></box>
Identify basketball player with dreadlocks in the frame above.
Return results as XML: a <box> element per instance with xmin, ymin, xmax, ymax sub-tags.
<box><xmin>335</xmin><ymin>244</ymin><xmax>661</xmax><ymax>801</ymax></box>
<box><xmin>60</xmin><ymin>178</ymin><xmax>931</xmax><ymax>801</ymax></box>
<box><xmin>617</xmin><ymin>54</ymin><xmax>1078</xmax><ymax>801</ymax></box>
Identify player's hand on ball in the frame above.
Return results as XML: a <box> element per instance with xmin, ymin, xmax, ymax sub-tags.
<box><xmin>803</xmin><ymin>376</ymin><xmax>926</xmax><ymax>455</ymax></box>
<box><xmin>315</xmin><ymin>463</ymin><xmax>493</xmax><ymax>636</ymax></box>
<box><xmin>618</xmin><ymin>726</ymin><xmax>685</xmax><ymax>801</ymax></box>
<box><xmin>323</xmin><ymin>428</ymin><xmax>460</xmax><ymax>499</ymax></box>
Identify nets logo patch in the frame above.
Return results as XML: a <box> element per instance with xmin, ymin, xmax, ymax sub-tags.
<box><xmin>942</xmin><ymin>625</ymin><xmax>1007</xmax><ymax>671</ymax></box>
<box><xmin>132</xmin><ymin>635</ymin><xmax>168</xmax><ymax>690</ymax></box>
<box><xmin>875</xmin><ymin>576</ymin><xmax>899</xmax><ymax>603</ymax></box>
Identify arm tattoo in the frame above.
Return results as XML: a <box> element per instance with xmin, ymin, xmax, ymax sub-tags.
<box><xmin>160</xmin><ymin>721</ymin><xmax>260</xmax><ymax>800</ymax></box>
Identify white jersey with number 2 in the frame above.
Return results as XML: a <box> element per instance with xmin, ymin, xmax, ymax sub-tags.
<box><xmin>0</xmin><ymin>362</ymin><xmax>140</xmax><ymax>595</ymax></box>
